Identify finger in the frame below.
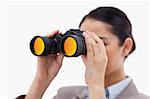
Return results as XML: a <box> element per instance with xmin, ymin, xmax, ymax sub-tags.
<box><xmin>86</xmin><ymin>31</ymin><xmax>104</xmax><ymax>46</ymax></box>
<box><xmin>89</xmin><ymin>32</ymin><xmax>102</xmax><ymax>44</ymax></box>
<box><xmin>87</xmin><ymin>32</ymin><xmax>101</xmax><ymax>55</ymax></box>
<box><xmin>56</xmin><ymin>53</ymin><xmax>64</xmax><ymax>65</ymax></box>
<box><xmin>85</xmin><ymin>31</ymin><xmax>98</xmax><ymax>57</ymax></box>
<box><xmin>46</xmin><ymin>54</ymin><xmax>57</xmax><ymax>60</ymax></box>
<box><xmin>87</xmin><ymin>32</ymin><xmax>106</xmax><ymax>59</ymax></box>
<box><xmin>58</xmin><ymin>31</ymin><xmax>62</xmax><ymax>34</ymax></box>
<box><xmin>37</xmin><ymin>56</ymin><xmax>46</xmax><ymax>63</ymax></box>
<box><xmin>46</xmin><ymin>30</ymin><xmax>59</xmax><ymax>37</ymax></box>
<box><xmin>88</xmin><ymin>32</ymin><xmax>106</xmax><ymax>57</ymax></box>
<box><xmin>86</xmin><ymin>31</ymin><xmax>99</xmax><ymax>44</ymax></box>
<box><xmin>83</xmin><ymin>32</ymin><xmax>94</xmax><ymax>59</ymax></box>
<box><xmin>92</xmin><ymin>32</ymin><xmax>106</xmax><ymax>49</ymax></box>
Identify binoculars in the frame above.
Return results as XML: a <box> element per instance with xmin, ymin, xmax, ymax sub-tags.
<box><xmin>30</xmin><ymin>29</ymin><xmax>87</xmax><ymax>57</ymax></box>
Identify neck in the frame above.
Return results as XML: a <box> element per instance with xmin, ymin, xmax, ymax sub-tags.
<box><xmin>104</xmin><ymin>67</ymin><xmax>126</xmax><ymax>88</ymax></box>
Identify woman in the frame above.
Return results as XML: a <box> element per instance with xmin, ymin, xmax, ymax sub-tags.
<box><xmin>17</xmin><ymin>7</ymin><xmax>150</xmax><ymax>99</ymax></box>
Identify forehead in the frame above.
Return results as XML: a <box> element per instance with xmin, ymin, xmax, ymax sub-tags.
<box><xmin>80</xmin><ymin>18</ymin><xmax>114</xmax><ymax>38</ymax></box>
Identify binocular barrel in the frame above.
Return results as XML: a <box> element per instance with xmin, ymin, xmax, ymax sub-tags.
<box><xmin>30</xmin><ymin>29</ymin><xmax>87</xmax><ymax>57</ymax></box>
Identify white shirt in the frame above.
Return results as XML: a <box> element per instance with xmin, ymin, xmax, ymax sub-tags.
<box><xmin>86</xmin><ymin>76</ymin><xmax>132</xmax><ymax>99</ymax></box>
<box><xmin>107</xmin><ymin>76</ymin><xmax>132</xmax><ymax>99</ymax></box>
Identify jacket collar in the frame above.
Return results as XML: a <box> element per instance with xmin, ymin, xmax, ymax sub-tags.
<box><xmin>73</xmin><ymin>80</ymin><xmax>139</xmax><ymax>99</ymax></box>
<box><xmin>116</xmin><ymin>80</ymin><xmax>139</xmax><ymax>99</ymax></box>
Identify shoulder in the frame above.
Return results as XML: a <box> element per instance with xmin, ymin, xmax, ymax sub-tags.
<box><xmin>116</xmin><ymin>79</ymin><xmax>150</xmax><ymax>99</ymax></box>
<box><xmin>133</xmin><ymin>93</ymin><xmax>150</xmax><ymax>99</ymax></box>
<box><xmin>57</xmin><ymin>86</ymin><xmax>86</xmax><ymax>94</ymax></box>
<box><xmin>52</xmin><ymin>86</ymin><xmax>87</xmax><ymax>99</ymax></box>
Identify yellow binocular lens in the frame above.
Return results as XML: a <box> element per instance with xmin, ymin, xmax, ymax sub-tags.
<box><xmin>30</xmin><ymin>35</ymin><xmax>62</xmax><ymax>56</ymax></box>
<box><xmin>64</xmin><ymin>37</ymin><xmax>77</xmax><ymax>56</ymax></box>
<box><xmin>33</xmin><ymin>37</ymin><xmax>45</xmax><ymax>55</ymax></box>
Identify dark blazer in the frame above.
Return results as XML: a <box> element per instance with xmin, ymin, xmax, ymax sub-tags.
<box><xmin>53</xmin><ymin>80</ymin><xmax>150</xmax><ymax>99</ymax></box>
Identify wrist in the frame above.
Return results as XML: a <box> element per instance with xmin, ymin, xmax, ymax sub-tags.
<box><xmin>35</xmin><ymin>70</ymin><xmax>53</xmax><ymax>83</ymax></box>
<box><xmin>88</xmin><ymin>84</ymin><xmax>105</xmax><ymax>91</ymax></box>
<box><xmin>26</xmin><ymin>76</ymin><xmax>51</xmax><ymax>99</ymax></box>
<box><xmin>35</xmin><ymin>73</ymin><xmax>52</xmax><ymax>86</ymax></box>
<box><xmin>88</xmin><ymin>85</ymin><xmax>106</xmax><ymax>99</ymax></box>
<box><xmin>87</xmin><ymin>75</ymin><xmax>105</xmax><ymax>87</ymax></box>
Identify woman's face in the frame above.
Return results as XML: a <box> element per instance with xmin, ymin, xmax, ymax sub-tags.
<box><xmin>80</xmin><ymin>18</ymin><xmax>124</xmax><ymax>76</ymax></box>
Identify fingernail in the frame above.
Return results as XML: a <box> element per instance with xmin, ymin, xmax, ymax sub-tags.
<box><xmin>82</xmin><ymin>32</ymin><xmax>86</xmax><ymax>36</ymax></box>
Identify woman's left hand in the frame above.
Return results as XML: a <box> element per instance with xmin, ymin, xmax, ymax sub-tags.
<box><xmin>81</xmin><ymin>31</ymin><xmax>108</xmax><ymax>99</ymax></box>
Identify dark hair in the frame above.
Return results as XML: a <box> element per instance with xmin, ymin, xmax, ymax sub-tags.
<box><xmin>79</xmin><ymin>7</ymin><xmax>136</xmax><ymax>56</ymax></box>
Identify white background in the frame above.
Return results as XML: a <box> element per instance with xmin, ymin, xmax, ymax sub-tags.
<box><xmin>0</xmin><ymin>1</ymin><xmax>150</xmax><ymax>99</ymax></box>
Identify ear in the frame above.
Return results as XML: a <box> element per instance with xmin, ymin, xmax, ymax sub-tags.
<box><xmin>122</xmin><ymin>38</ymin><xmax>133</xmax><ymax>57</ymax></box>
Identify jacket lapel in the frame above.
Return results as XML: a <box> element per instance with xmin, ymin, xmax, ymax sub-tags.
<box><xmin>116</xmin><ymin>80</ymin><xmax>139</xmax><ymax>99</ymax></box>
<box><xmin>73</xmin><ymin>80</ymin><xmax>139</xmax><ymax>99</ymax></box>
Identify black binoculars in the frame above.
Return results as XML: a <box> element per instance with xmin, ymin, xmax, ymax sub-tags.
<box><xmin>30</xmin><ymin>29</ymin><xmax>87</xmax><ymax>57</ymax></box>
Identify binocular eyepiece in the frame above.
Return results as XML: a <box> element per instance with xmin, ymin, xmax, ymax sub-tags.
<box><xmin>30</xmin><ymin>29</ymin><xmax>87</xmax><ymax>57</ymax></box>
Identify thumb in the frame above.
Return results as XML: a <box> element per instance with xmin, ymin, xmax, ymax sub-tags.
<box><xmin>81</xmin><ymin>55</ymin><xmax>87</xmax><ymax>66</ymax></box>
<box><xmin>81</xmin><ymin>55</ymin><xmax>86</xmax><ymax>62</ymax></box>
<box><xmin>56</xmin><ymin>53</ymin><xmax>64</xmax><ymax>65</ymax></box>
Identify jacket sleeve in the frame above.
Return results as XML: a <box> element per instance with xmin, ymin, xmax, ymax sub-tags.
<box><xmin>133</xmin><ymin>94</ymin><xmax>150</xmax><ymax>99</ymax></box>
<box><xmin>52</xmin><ymin>86</ymin><xmax>85</xmax><ymax>99</ymax></box>
<box><xmin>52</xmin><ymin>87</ymin><xmax>76</xmax><ymax>99</ymax></box>
<box><xmin>15</xmin><ymin>95</ymin><xmax>26</xmax><ymax>99</ymax></box>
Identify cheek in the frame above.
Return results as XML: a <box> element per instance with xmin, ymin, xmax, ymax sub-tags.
<box><xmin>105</xmin><ymin>45</ymin><xmax>122</xmax><ymax>73</ymax></box>
<box><xmin>106</xmin><ymin>45</ymin><xmax>117</xmax><ymax>61</ymax></box>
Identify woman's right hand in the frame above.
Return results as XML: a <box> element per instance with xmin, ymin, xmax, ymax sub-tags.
<box><xmin>25</xmin><ymin>30</ymin><xmax>64</xmax><ymax>99</ymax></box>
<box><xmin>36</xmin><ymin>30</ymin><xmax>64</xmax><ymax>84</ymax></box>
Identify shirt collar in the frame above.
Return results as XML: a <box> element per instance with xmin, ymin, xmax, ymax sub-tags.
<box><xmin>106</xmin><ymin>76</ymin><xmax>132</xmax><ymax>99</ymax></box>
